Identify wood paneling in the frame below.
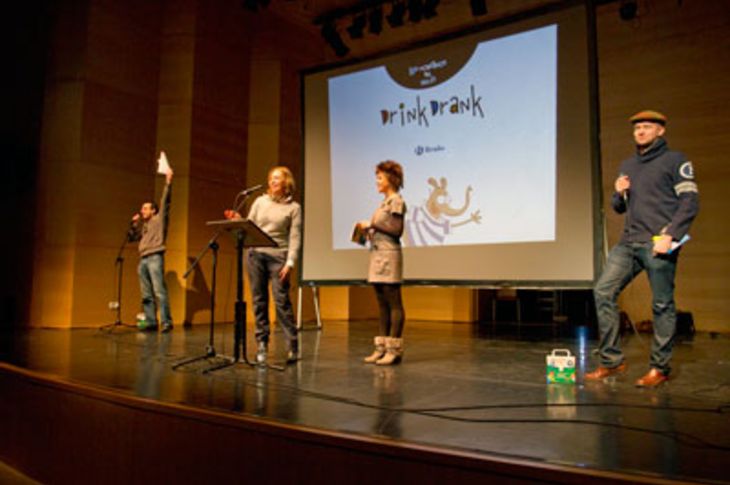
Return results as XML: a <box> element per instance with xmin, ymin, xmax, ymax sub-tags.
<box><xmin>404</xmin><ymin>287</ymin><xmax>476</xmax><ymax>322</ymax></box>
<box><xmin>31</xmin><ymin>0</ymin><xmax>164</xmax><ymax>327</ymax></box>
<box><xmin>596</xmin><ymin>0</ymin><xmax>730</xmax><ymax>332</ymax></box>
<box><xmin>27</xmin><ymin>0</ymin><xmax>729</xmax><ymax>331</ymax></box>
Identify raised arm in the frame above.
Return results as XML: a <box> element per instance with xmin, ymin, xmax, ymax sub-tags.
<box><xmin>159</xmin><ymin>170</ymin><xmax>173</xmax><ymax>238</ymax></box>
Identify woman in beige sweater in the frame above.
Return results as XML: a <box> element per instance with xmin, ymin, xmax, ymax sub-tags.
<box><xmin>226</xmin><ymin>166</ymin><xmax>302</xmax><ymax>365</ymax></box>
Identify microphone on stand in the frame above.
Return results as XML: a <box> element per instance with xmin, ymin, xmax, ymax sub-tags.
<box><xmin>239</xmin><ymin>184</ymin><xmax>264</xmax><ymax>196</ymax></box>
<box><xmin>229</xmin><ymin>184</ymin><xmax>264</xmax><ymax>217</ymax></box>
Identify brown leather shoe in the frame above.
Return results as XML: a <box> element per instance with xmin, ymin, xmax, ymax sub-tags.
<box><xmin>635</xmin><ymin>368</ymin><xmax>668</xmax><ymax>388</ymax></box>
<box><xmin>584</xmin><ymin>363</ymin><xmax>628</xmax><ymax>381</ymax></box>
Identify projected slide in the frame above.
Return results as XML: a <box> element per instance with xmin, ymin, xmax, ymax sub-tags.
<box><xmin>303</xmin><ymin>3</ymin><xmax>597</xmax><ymax>284</ymax></box>
<box><xmin>328</xmin><ymin>25</ymin><xmax>557</xmax><ymax>250</ymax></box>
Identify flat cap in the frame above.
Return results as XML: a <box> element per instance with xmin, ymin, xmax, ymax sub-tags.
<box><xmin>629</xmin><ymin>110</ymin><xmax>667</xmax><ymax>125</ymax></box>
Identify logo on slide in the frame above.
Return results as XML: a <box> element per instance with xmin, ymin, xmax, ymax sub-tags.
<box><xmin>408</xmin><ymin>59</ymin><xmax>448</xmax><ymax>87</ymax></box>
<box><xmin>380</xmin><ymin>85</ymin><xmax>485</xmax><ymax>128</ymax></box>
<box><xmin>404</xmin><ymin>177</ymin><xmax>482</xmax><ymax>247</ymax></box>
<box><xmin>384</xmin><ymin>42</ymin><xmax>478</xmax><ymax>90</ymax></box>
<box><xmin>414</xmin><ymin>145</ymin><xmax>445</xmax><ymax>156</ymax></box>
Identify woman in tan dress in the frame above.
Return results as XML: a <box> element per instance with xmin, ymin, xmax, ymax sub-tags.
<box><xmin>357</xmin><ymin>161</ymin><xmax>407</xmax><ymax>365</ymax></box>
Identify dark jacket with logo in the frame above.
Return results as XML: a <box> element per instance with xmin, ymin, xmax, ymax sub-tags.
<box><xmin>612</xmin><ymin>138</ymin><xmax>698</xmax><ymax>243</ymax></box>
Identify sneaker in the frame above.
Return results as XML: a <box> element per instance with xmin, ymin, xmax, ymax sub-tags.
<box><xmin>286</xmin><ymin>349</ymin><xmax>299</xmax><ymax>364</ymax></box>
<box><xmin>161</xmin><ymin>322</ymin><xmax>173</xmax><ymax>333</ymax></box>
<box><xmin>256</xmin><ymin>341</ymin><xmax>268</xmax><ymax>365</ymax></box>
<box><xmin>138</xmin><ymin>321</ymin><xmax>158</xmax><ymax>332</ymax></box>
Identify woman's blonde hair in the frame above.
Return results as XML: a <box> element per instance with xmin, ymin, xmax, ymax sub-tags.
<box><xmin>268</xmin><ymin>166</ymin><xmax>296</xmax><ymax>198</ymax></box>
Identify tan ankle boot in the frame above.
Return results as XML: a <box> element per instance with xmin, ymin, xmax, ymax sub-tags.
<box><xmin>376</xmin><ymin>337</ymin><xmax>403</xmax><ymax>365</ymax></box>
<box><xmin>364</xmin><ymin>336</ymin><xmax>386</xmax><ymax>363</ymax></box>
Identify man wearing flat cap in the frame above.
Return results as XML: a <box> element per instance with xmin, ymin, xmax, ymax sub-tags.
<box><xmin>586</xmin><ymin>110</ymin><xmax>699</xmax><ymax>387</ymax></box>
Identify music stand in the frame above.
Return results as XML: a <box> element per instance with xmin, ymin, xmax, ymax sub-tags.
<box><xmin>172</xmin><ymin>218</ymin><xmax>279</xmax><ymax>373</ymax></box>
<box><xmin>206</xmin><ymin>218</ymin><xmax>282</xmax><ymax>372</ymax></box>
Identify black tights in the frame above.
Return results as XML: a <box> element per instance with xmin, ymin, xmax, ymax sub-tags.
<box><xmin>374</xmin><ymin>283</ymin><xmax>404</xmax><ymax>338</ymax></box>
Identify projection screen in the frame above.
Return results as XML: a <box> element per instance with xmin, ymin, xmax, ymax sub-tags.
<box><xmin>301</xmin><ymin>3</ymin><xmax>601</xmax><ymax>286</ymax></box>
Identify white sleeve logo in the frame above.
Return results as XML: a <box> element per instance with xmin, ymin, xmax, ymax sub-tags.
<box><xmin>679</xmin><ymin>161</ymin><xmax>695</xmax><ymax>180</ymax></box>
<box><xmin>675</xmin><ymin>161</ymin><xmax>698</xmax><ymax>196</ymax></box>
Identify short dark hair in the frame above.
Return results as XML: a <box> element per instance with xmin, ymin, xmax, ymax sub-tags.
<box><xmin>143</xmin><ymin>201</ymin><xmax>159</xmax><ymax>214</ymax></box>
<box><xmin>376</xmin><ymin>160</ymin><xmax>404</xmax><ymax>190</ymax></box>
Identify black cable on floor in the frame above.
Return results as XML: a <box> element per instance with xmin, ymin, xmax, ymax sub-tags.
<box><xmin>202</xmin><ymin>370</ymin><xmax>730</xmax><ymax>452</ymax></box>
<box><xmin>101</xmin><ymin>331</ymin><xmax>730</xmax><ymax>452</ymax></box>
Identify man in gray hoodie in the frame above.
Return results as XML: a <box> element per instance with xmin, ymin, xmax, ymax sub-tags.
<box><xmin>130</xmin><ymin>170</ymin><xmax>174</xmax><ymax>332</ymax></box>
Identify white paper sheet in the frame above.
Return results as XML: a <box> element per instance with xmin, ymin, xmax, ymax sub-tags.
<box><xmin>157</xmin><ymin>151</ymin><xmax>172</xmax><ymax>175</ymax></box>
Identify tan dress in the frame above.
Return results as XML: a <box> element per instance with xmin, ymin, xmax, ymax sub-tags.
<box><xmin>367</xmin><ymin>194</ymin><xmax>406</xmax><ymax>283</ymax></box>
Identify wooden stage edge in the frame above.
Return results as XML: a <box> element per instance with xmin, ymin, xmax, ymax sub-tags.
<box><xmin>0</xmin><ymin>363</ymin><xmax>679</xmax><ymax>485</ymax></box>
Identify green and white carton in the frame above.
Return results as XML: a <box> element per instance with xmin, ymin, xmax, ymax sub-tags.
<box><xmin>546</xmin><ymin>348</ymin><xmax>575</xmax><ymax>384</ymax></box>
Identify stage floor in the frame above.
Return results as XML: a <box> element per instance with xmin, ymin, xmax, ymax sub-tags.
<box><xmin>2</xmin><ymin>320</ymin><xmax>729</xmax><ymax>484</ymax></box>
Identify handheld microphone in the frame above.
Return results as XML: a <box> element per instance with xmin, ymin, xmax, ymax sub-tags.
<box><xmin>618</xmin><ymin>173</ymin><xmax>629</xmax><ymax>203</ymax></box>
<box><xmin>239</xmin><ymin>184</ymin><xmax>264</xmax><ymax>196</ymax></box>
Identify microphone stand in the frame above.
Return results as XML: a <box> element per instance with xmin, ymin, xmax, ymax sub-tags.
<box><xmin>100</xmin><ymin>229</ymin><xmax>138</xmax><ymax>332</ymax></box>
<box><xmin>172</xmin><ymin>230</ymin><xmax>224</xmax><ymax>371</ymax></box>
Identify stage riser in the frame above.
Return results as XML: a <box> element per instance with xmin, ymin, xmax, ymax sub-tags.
<box><xmin>0</xmin><ymin>364</ymin><xmax>659</xmax><ymax>485</ymax></box>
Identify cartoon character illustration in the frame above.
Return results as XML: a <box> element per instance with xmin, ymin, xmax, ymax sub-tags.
<box><xmin>405</xmin><ymin>177</ymin><xmax>481</xmax><ymax>246</ymax></box>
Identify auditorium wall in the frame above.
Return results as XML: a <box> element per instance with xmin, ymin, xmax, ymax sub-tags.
<box><xmin>314</xmin><ymin>0</ymin><xmax>730</xmax><ymax>330</ymax></box>
<box><xmin>20</xmin><ymin>0</ymin><xmax>729</xmax><ymax>332</ymax></box>
<box><xmin>595</xmin><ymin>0</ymin><xmax>729</xmax><ymax>332</ymax></box>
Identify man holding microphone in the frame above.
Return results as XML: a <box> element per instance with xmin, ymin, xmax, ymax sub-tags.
<box><xmin>586</xmin><ymin>110</ymin><xmax>699</xmax><ymax>387</ymax></box>
<box><xmin>129</xmin><ymin>154</ymin><xmax>174</xmax><ymax>333</ymax></box>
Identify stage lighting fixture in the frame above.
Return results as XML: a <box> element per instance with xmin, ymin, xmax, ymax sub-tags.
<box><xmin>347</xmin><ymin>13</ymin><xmax>367</xmax><ymax>39</ymax></box>
<box><xmin>470</xmin><ymin>0</ymin><xmax>487</xmax><ymax>16</ymax></box>
<box><xmin>619</xmin><ymin>0</ymin><xmax>638</xmax><ymax>20</ymax></box>
<box><xmin>423</xmin><ymin>0</ymin><xmax>439</xmax><ymax>19</ymax></box>
<box><xmin>321</xmin><ymin>21</ymin><xmax>350</xmax><ymax>57</ymax></box>
<box><xmin>408</xmin><ymin>0</ymin><xmax>423</xmax><ymax>23</ymax></box>
<box><xmin>242</xmin><ymin>0</ymin><xmax>259</xmax><ymax>12</ymax></box>
<box><xmin>242</xmin><ymin>0</ymin><xmax>269</xmax><ymax>12</ymax></box>
<box><xmin>368</xmin><ymin>6</ymin><xmax>383</xmax><ymax>34</ymax></box>
<box><xmin>386</xmin><ymin>1</ymin><xmax>406</xmax><ymax>28</ymax></box>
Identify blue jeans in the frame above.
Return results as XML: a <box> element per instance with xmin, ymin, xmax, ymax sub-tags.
<box><xmin>247</xmin><ymin>250</ymin><xmax>297</xmax><ymax>347</ymax></box>
<box><xmin>594</xmin><ymin>242</ymin><xmax>678</xmax><ymax>374</ymax></box>
<box><xmin>138</xmin><ymin>252</ymin><xmax>172</xmax><ymax>327</ymax></box>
